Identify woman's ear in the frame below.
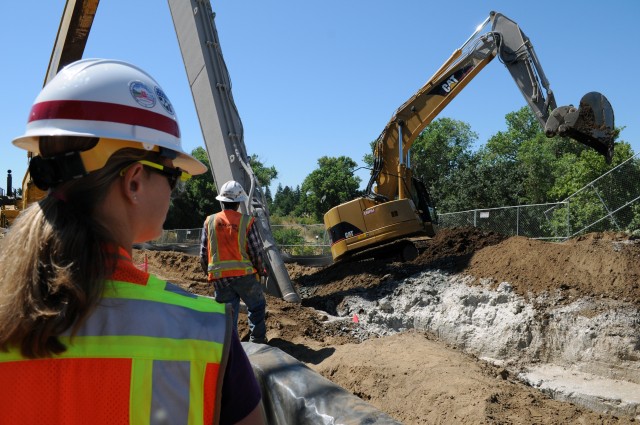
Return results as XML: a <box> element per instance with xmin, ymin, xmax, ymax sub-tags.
<box><xmin>121</xmin><ymin>163</ymin><xmax>145</xmax><ymax>204</ymax></box>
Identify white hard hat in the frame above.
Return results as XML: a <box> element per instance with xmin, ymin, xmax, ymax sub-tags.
<box><xmin>12</xmin><ymin>58</ymin><xmax>206</xmax><ymax>176</ymax></box>
<box><xmin>216</xmin><ymin>180</ymin><xmax>248</xmax><ymax>202</ymax></box>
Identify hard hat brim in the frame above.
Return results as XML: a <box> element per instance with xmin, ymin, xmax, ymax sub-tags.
<box><xmin>13</xmin><ymin>133</ymin><xmax>208</xmax><ymax>176</ymax></box>
<box><xmin>215</xmin><ymin>194</ymin><xmax>248</xmax><ymax>202</ymax></box>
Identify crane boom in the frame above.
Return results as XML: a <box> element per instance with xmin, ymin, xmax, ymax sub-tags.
<box><xmin>12</xmin><ymin>0</ymin><xmax>100</xmax><ymax>219</ymax></box>
<box><xmin>44</xmin><ymin>0</ymin><xmax>100</xmax><ymax>86</ymax></box>
<box><xmin>167</xmin><ymin>0</ymin><xmax>299</xmax><ymax>302</ymax></box>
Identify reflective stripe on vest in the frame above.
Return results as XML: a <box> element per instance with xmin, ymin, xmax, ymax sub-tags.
<box><xmin>206</xmin><ymin>210</ymin><xmax>257</xmax><ymax>280</ymax></box>
<box><xmin>0</xmin><ymin>274</ymin><xmax>230</xmax><ymax>425</ymax></box>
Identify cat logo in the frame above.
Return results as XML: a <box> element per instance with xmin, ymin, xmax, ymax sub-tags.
<box><xmin>441</xmin><ymin>75</ymin><xmax>460</xmax><ymax>93</ymax></box>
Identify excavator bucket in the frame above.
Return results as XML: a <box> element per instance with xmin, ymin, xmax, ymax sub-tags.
<box><xmin>545</xmin><ymin>92</ymin><xmax>615</xmax><ymax>163</ymax></box>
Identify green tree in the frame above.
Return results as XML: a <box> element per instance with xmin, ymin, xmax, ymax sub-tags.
<box><xmin>411</xmin><ymin>118</ymin><xmax>477</xmax><ymax>186</ymax></box>
<box><xmin>249</xmin><ymin>154</ymin><xmax>278</xmax><ymax>188</ymax></box>
<box><xmin>546</xmin><ymin>141</ymin><xmax>638</xmax><ymax>234</ymax></box>
<box><xmin>165</xmin><ymin>149</ymin><xmax>279</xmax><ymax>229</ymax></box>
<box><xmin>435</xmin><ymin>153</ymin><xmax>520</xmax><ymax>212</ymax></box>
<box><xmin>248</xmin><ymin>154</ymin><xmax>277</xmax><ymax>213</ymax></box>
<box><xmin>472</xmin><ymin>107</ymin><xmax>552</xmax><ymax>208</ymax></box>
<box><xmin>550</xmin><ymin>143</ymin><xmax>632</xmax><ymax>199</ymax></box>
<box><xmin>271</xmin><ymin>227</ymin><xmax>305</xmax><ymax>254</ymax></box>
<box><xmin>298</xmin><ymin>156</ymin><xmax>361</xmax><ymax>221</ymax></box>
<box><xmin>483</xmin><ymin>107</ymin><xmax>541</xmax><ymax>161</ymax></box>
<box><xmin>272</xmin><ymin>184</ymin><xmax>301</xmax><ymax>217</ymax></box>
<box><xmin>165</xmin><ymin>147</ymin><xmax>218</xmax><ymax>229</ymax></box>
<box><xmin>481</xmin><ymin>107</ymin><xmax>624</xmax><ymax>206</ymax></box>
<box><xmin>264</xmin><ymin>185</ymin><xmax>273</xmax><ymax>211</ymax></box>
<box><xmin>413</xmin><ymin>108</ymin><xmax>624</xmax><ymax>214</ymax></box>
<box><xmin>451</xmin><ymin>107</ymin><xmax>576</xmax><ymax>210</ymax></box>
<box><xmin>408</xmin><ymin>118</ymin><xmax>477</xmax><ymax>210</ymax></box>
<box><xmin>362</xmin><ymin>139</ymin><xmax>377</xmax><ymax>169</ymax></box>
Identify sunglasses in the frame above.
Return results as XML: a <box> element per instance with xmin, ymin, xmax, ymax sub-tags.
<box><xmin>120</xmin><ymin>160</ymin><xmax>191</xmax><ymax>190</ymax></box>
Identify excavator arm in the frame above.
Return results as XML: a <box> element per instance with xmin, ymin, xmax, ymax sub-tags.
<box><xmin>370</xmin><ymin>16</ymin><xmax>497</xmax><ymax>202</ymax></box>
<box><xmin>325</xmin><ymin>11</ymin><xmax>615</xmax><ymax>262</ymax></box>
<box><xmin>493</xmin><ymin>13</ymin><xmax>615</xmax><ymax>160</ymax></box>
<box><xmin>371</xmin><ymin>11</ymin><xmax>615</xmax><ymax>204</ymax></box>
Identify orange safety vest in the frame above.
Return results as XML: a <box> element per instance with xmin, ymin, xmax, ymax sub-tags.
<box><xmin>205</xmin><ymin>210</ymin><xmax>257</xmax><ymax>280</ymax></box>
<box><xmin>0</xmin><ymin>248</ymin><xmax>230</xmax><ymax>425</ymax></box>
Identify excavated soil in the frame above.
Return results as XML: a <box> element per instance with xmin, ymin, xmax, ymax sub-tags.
<box><xmin>133</xmin><ymin>227</ymin><xmax>640</xmax><ymax>424</ymax></box>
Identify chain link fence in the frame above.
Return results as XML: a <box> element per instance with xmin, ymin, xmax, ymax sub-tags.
<box><xmin>153</xmin><ymin>228</ymin><xmax>203</xmax><ymax>245</ymax></box>
<box><xmin>438</xmin><ymin>202</ymin><xmax>570</xmax><ymax>240</ymax></box>
<box><xmin>439</xmin><ymin>152</ymin><xmax>640</xmax><ymax>240</ymax></box>
<box><xmin>148</xmin><ymin>153</ymin><xmax>640</xmax><ymax>250</ymax></box>
<box><xmin>270</xmin><ymin>224</ymin><xmax>331</xmax><ymax>256</ymax></box>
<box><xmin>543</xmin><ymin>153</ymin><xmax>640</xmax><ymax>238</ymax></box>
<box><xmin>139</xmin><ymin>228</ymin><xmax>203</xmax><ymax>254</ymax></box>
<box><xmin>147</xmin><ymin>224</ymin><xmax>332</xmax><ymax>256</ymax></box>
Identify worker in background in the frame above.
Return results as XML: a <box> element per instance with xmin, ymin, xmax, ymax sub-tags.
<box><xmin>0</xmin><ymin>59</ymin><xmax>265</xmax><ymax>425</ymax></box>
<box><xmin>201</xmin><ymin>180</ymin><xmax>268</xmax><ymax>344</ymax></box>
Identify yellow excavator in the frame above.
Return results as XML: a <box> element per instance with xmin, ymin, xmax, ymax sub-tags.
<box><xmin>323</xmin><ymin>11</ymin><xmax>616</xmax><ymax>263</ymax></box>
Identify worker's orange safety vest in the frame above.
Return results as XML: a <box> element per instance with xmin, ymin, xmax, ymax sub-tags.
<box><xmin>205</xmin><ymin>210</ymin><xmax>257</xmax><ymax>280</ymax></box>
<box><xmin>0</xmin><ymin>248</ymin><xmax>230</xmax><ymax>425</ymax></box>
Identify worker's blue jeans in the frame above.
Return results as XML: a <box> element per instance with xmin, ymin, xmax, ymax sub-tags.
<box><xmin>213</xmin><ymin>274</ymin><xmax>267</xmax><ymax>343</ymax></box>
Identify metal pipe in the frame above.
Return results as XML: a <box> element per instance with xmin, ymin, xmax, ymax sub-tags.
<box><xmin>461</xmin><ymin>14</ymin><xmax>491</xmax><ymax>51</ymax></box>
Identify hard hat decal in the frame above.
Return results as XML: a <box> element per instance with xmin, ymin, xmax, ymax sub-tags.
<box><xmin>155</xmin><ymin>87</ymin><xmax>175</xmax><ymax>116</ymax></box>
<box><xmin>129</xmin><ymin>81</ymin><xmax>156</xmax><ymax>108</ymax></box>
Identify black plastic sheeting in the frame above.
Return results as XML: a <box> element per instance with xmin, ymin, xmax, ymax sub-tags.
<box><xmin>133</xmin><ymin>242</ymin><xmax>200</xmax><ymax>255</ymax></box>
<box><xmin>243</xmin><ymin>343</ymin><xmax>403</xmax><ymax>425</ymax></box>
<box><xmin>280</xmin><ymin>251</ymin><xmax>334</xmax><ymax>267</ymax></box>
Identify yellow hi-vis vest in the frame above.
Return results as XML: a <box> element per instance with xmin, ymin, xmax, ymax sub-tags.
<box><xmin>0</xmin><ymin>259</ymin><xmax>231</xmax><ymax>425</ymax></box>
<box><xmin>205</xmin><ymin>210</ymin><xmax>257</xmax><ymax>280</ymax></box>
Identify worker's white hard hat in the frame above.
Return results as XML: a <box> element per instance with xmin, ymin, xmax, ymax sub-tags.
<box><xmin>12</xmin><ymin>58</ymin><xmax>207</xmax><ymax>176</ymax></box>
<box><xmin>216</xmin><ymin>180</ymin><xmax>248</xmax><ymax>202</ymax></box>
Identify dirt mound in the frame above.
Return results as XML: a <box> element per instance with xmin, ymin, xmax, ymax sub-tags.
<box><xmin>415</xmin><ymin>226</ymin><xmax>509</xmax><ymax>266</ymax></box>
<box><xmin>138</xmin><ymin>250</ymin><xmax>205</xmax><ymax>283</ymax></box>
<box><xmin>465</xmin><ymin>231</ymin><xmax>640</xmax><ymax>303</ymax></box>
<box><xmin>291</xmin><ymin>228</ymin><xmax>506</xmax><ymax>312</ymax></box>
<box><xmin>133</xmin><ymin>227</ymin><xmax>640</xmax><ymax>423</ymax></box>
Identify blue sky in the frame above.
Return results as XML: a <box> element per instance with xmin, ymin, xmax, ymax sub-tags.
<box><xmin>1</xmin><ymin>1</ymin><xmax>638</xmax><ymax>195</ymax></box>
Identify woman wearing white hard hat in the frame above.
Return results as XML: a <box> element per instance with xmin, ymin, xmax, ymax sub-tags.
<box><xmin>0</xmin><ymin>59</ymin><xmax>265</xmax><ymax>425</ymax></box>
